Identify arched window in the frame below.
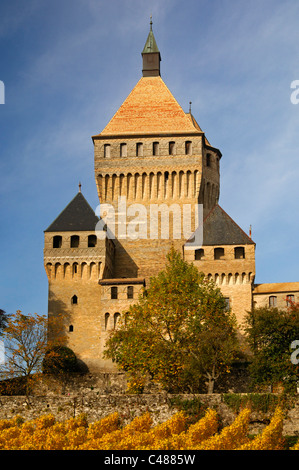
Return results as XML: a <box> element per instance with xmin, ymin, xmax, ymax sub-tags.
<box><xmin>195</xmin><ymin>249</ymin><xmax>204</xmax><ymax>260</ymax></box>
<box><xmin>286</xmin><ymin>294</ymin><xmax>295</xmax><ymax>306</ymax></box>
<box><xmin>111</xmin><ymin>286</ymin><xmax>118</xmax><ymax>299</ymax></box>
<box><xmin>114</xmin><ymin>312</ymin><xmax>120</xmax><ymax>329</ymax></box>
<box><xmin>234</xmin><ymin>247</ymin><xmax>245</xmax><ymax>259</ymax></box>
<box><xmin>105</xmin><ymin>312</ymin><xmax>110</xmax><ymax>330</ymax></box>
<box><xmin>69</xmin><ymin>325</ymin><xmax>74</xmax><ymax>332</ymax></box>
<box><xmin>70</xmin><ymin>235</ymin><xmax>79</xmax><ymax>248</ymax></box>
<box><xmin>88</xmin><ymin>234</ymin><xmax>97</xmax><ymax>247</ymax></box>
<box><xmin>53</xmin><ymin>235</ymin><xmax>62</xmax><ymax>248</ymax></box>
<box><xmin>127</xmin><ymin>286</ymin><xmax>134</xmax><ymax>299</ymax></box>
<box><xmin>73</xmin><ymin>263</ymin><xmax>78</xmax><ymax>276</ymax></box>
<box><xmin>71</xmin><ymin>295</ymin><xmax>78</xmax><ymax>305</ymax></box>
<box><xmin>214</xmin><ymin>247</ymin><xmax>224</xmax><ymax>260</ymax></box>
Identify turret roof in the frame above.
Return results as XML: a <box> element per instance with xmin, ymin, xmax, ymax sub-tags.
<box><xmin>44</xmin><ymin>191</ymin><xmax>99</xmax><ymax>232</ymax></box>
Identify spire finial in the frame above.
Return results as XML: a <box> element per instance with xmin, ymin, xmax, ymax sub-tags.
<box><xmin>189</xmin><ymin>101</ymin><xmax>192</xmax><ymax>113</ymax></box>
<box><xmin>150</xmin><ymin>15</ymin><xmax>153</xmax><ymax>31</ymax></box>
<box><xmin>79</xmin><ymin>181</ymin><xmax>81</xmax><ymax>193</ymax></box>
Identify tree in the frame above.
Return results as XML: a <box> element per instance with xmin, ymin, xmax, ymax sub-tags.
<box><xmin>104</xmin><ymin>247</ymin><xmax>239</xmax><ymax>393</ymax></box>
<box><xmin>245</xmin><ymin>303</ymin><xmax>299</xmax><ymax>392</ymax></box>
<box><xmin>0</xmin><ymin>310</ymin><xmax>48</xmax><ymax>393</ymax></box>
<box><xmin>0</xmin><ymin>309</ymin><xmax>9</xmax><ymax>335</ymax></box>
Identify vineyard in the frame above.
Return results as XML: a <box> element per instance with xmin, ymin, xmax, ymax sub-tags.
<box><xmin>0</xmin><ymin>406</ymin><xmax>298</xmax><ymax>450</ymax></box>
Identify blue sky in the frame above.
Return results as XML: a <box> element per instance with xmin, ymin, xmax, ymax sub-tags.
<box><xmin>1</xmin><ymin>0</ymin><xmax>299</xmax><ymax>317</ymax></box>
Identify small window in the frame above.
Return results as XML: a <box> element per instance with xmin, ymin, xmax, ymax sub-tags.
<box><xmin>206</xmin><ymin>153</ymin><xmax>211</xmax><ymax>167</ymax></box>
<box><xmin>169</xmin><ymin>141</ymin><xmax>175</xmax><ymax>155</ymax></box>
<box><xmin>286</xmin><ymin>294</ymin><xmax>295</xmax><ymax>306</ymax></box>
<box><xmin>70</xmin><ymin>235</ymin><xmax>79</xmax><ymax>248</ymax></box>
<box><xmin>214</xmin><ymin>247</ymin><xmax>224</xmax><ymax>260</ymax></box>
<box><xmin>136</xmin><ymin>142</ymin><xmax>143</xmax><ymax>156</ymax></box>
<box><xmin>127</xmin><ymin>286</ymin><xmax>134</xmax><ymax>299</ymax></box>
<box><xmin>53</xmin><ymin>235</ymin><xmax>62</xmax><ymax>248</ymax></box>
<box><xmin>153</xmin><ymin>142</ymin><xmax>159</xmax><ymax>156</ymax></box>
<box><xmin>71</xmin><ymin>295</ymin><xmax>78</xmax><ymax>305</ymax></box>
<box><xmin>224</xmin><ymin>298</ymin><xmax>230</xmax><ymax>310</ymax></box>
<box><xmin>111</xmin><ymin>286</ymin><xmax>118</xmax><ymax>299</ymax></box>
<box><xmin>88</xmin><ymin>234</ymin><xmax>97</xmax><ymax>247</ymax></box>
<box><xmin>69</xmin><ymin>325</ymin><xmax>73</xmax><ymax>332</ymax></box>
<box><xmin>234</xmin><ymin>247</ymin><xmax>245</xmax><ymax>259</ymax></box>
<box><xmin>195</xmin><ymin>249</ymin><xmax>204</xmax><ymax>260</ymax></box>
<box><xmin>185</xmin><ymin>141</ymin><xmax>192</xmax><ymax>155</ymax></box>
<box><xmin>120</xmin><ymin>143</ymin><xmax>127</xmax><ymax>157</ymax></box>
<box><xmin>269</xmin><ymin>296</ymin><xmax>277</xmax><ymax>308</ymax></box>
<box><xmin>104</xmin><ymin>144</ymin><xmax>111</xmax><ymax>158</ymax></box>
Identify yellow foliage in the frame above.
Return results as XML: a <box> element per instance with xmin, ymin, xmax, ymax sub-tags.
<box><xmin>238</xmin><ymin>407</ymin><xmax>285</xmax><ymax>450</ymax></box>
<box><xmin>0</xmin><ymin>406</ymin><xmax>288</xmax><ymax>450</ymax></box>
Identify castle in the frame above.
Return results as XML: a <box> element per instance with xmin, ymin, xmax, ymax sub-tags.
<box><xmin>44</xmin><ymin>22</ymin><xmax>299</xmax><ymax>372</ymax></box>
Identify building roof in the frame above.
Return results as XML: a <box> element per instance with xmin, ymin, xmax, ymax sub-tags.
<box><xmin>45</xmin><ymin>191</ymin><xmax>100</xmax><ymax>232</ymax></box>
<box><xmin>253</xmin><ymin>282</ymin><xmax>299</xmax><ymax>294</ymax></box>
<box><xmin>93</xmin><ymin>76</ymin><xmax>203</xmax><ymax>137</ymax></box>
<box><xmin>142</xmin><ymin>22</ymin><xmax>160</xmax><ymax>54</ymax></box>
<box><xmin>203</xmin><ymin>205</ymin><xmax>254</xmax><ymax>246</ymax></box>
<box><xmin>185</xmin><ymin>204</ymin><xmax>254</xmax><ymax>247</ymax></box>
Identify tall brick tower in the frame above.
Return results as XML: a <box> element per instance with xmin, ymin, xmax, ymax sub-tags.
<box><xmin>92</xmin><ymin>20</ymin><xmax>222</xmax><ymax>281</ymax></box>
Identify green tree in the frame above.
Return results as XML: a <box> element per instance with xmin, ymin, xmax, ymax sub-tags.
<box><xmin>0</xmin><ymin>309</ymin><xmax>9</xmax><ymax>335</ymax></box>
<box><xmin>104</xmin><ymin>248</ymin><xmax>239</xmax><ymax>393</ymax></box>
<box><xmin>245</xmin><ymin>303</ymin><xmax>299</xmax><ymax>392</ymax></box>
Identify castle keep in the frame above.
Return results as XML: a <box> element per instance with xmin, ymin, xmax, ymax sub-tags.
<box><xmin>44</xmin><ymin>23</ymin><xmax>299</xmax><ymax>372</ymax></box>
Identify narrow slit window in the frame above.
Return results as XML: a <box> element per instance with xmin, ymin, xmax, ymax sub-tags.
<box><xmin>120</xmin><ymin>143</ymin><xmax>127</xmax><ymax>157</ymax></box>
<box><xmin>153</xmin><ymin>142</ymin><xmax>159</xmax><ymax>156</ymax></box>
<box><xmin>185</xmin><ymin>141</ymin><xmax>192</xmax><ymax>155</ymax></box>
<box><xmin>206</xmin><ymin>153</ymin><xmax>211</xmax><ymax>167</ymax></box>
<box><xmin>111</xmin><ymin>286</ymin><xmax>118</xmax><ymax>299</ymax></box>
<box><xmin>169</xmin><ymin>141</ymin><xmax>175</xmax><ymax>155</ymax></box>
<box><xmin>71</xmin><ymin>295</ymin><xmax>78</xmax><ymax>305</ymax></box>
<box><xmin>136</xmin><ymin>142</ymin><xmax>143</xmax><ymax>156</ymax></box>
<box><xmin>104</xmin><ymin>144</ymin><xmax>111</xmax><ymax>158</ymax></box>
<box><xmin>127</xmin><ymin>286</ymin><xmax>134</xmax><ymax>299</ymax></box>
<box><xmin>69</xmin><ymin>325</ymin><xmax>73</xmax><ymax>332</ymax></box>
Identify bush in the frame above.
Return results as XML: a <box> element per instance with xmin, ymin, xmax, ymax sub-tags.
<box><xmin>42</xmin><ymin>346</ymin><xmax>79</xmax><ymax>374</ymax></box>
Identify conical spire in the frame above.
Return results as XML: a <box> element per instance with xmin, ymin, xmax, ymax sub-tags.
<box><xmin>142</xmin><ymin>17</ymin><xmax>161</xmax><ymax>76</ymax></box>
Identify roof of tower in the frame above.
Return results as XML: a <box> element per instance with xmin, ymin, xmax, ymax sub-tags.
<box><xmin>45</xmin><ymin>191</ymin><xmax>99</xmax><ymax>232</ymax></box>
<box><xmin>185</xmin><ymin>204</ymin><xmax>255</xmax><ymax>247</ymax></box>
<box><xmin>142</xmin><ymin>19</ymin><xmax>160</xmax><ymax>54</ymax></box>
<box><xmin>93</xmin><ymin>76</ymin><xmax>203</xmax><ymax>137</ymax></box>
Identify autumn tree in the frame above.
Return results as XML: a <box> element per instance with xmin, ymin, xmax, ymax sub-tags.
<box><xmin>104</xmin><ymin>248</ymin><xmax>239</xmax><ymax>393</ymax></box>
<box><xmin>245</xmin><ymin>303</ymin><xmax>299</xmax><ymax>392</ymax></box>
<box><xmin>0</xmin><ymin>311</ymin><xmax>48</xmax><ymax>393</ymax></box>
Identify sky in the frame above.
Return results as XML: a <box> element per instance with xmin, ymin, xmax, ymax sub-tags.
<box><xmin>1</xmin><ymin>0</ymin><xmax>299</xmax><ymax>317</ymax></box>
